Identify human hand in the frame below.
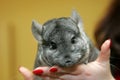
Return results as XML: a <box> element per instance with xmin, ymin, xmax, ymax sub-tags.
<box><xmin>19</xmin><ymin>39</ymin><xmax>115</xmax><ymax>80</ymax></box>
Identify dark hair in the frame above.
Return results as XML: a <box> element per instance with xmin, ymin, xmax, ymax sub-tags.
<box><xmin>94</xmin><ymin>0</ymin><xmax>120</xmax><ymax>77</ymax></box>
<box><xmin>95</xmin><ymin>0</ymin><xmax>120</xmax><ymax>48</ymax></box>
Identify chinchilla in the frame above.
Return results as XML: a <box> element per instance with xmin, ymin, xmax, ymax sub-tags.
<box><xmin>32</xmin><ymin>10</ymin><xmax>99</xmax><ymax>80</ymax></box>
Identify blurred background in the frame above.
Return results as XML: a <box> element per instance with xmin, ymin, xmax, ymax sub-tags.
<box><xmin>0</xmin><ymin>0</ymin><xmax>112</xmax><ymax>80</ymax></box>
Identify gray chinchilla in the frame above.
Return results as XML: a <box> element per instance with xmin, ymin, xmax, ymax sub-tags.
<box><xmin>32</xmin><ymin>10</ymin><xmax>99</xmax><ymax>80</ymax></box>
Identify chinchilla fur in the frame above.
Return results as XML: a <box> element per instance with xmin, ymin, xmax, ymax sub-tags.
<box><xmin>32</xmin><ymin>10</ymin><xmax>99</xmax><ymax>80</ymax></box>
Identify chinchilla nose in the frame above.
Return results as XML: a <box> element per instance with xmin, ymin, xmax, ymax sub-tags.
<box><xmin>64</xmin><ymin>58</ymin><xmax>73</xmax><ymax>66</ymax></box>
<box><xmin>65</xmin><ymin>60</ymin><xmax>72</xmax><ymax>64</ymax></box>
<box><xmin>64</xmin><ymin>55</ymin><xmax>70</xmax><ymax>58</ymax></box>
<box><xmin>64</xmin><ymin>55</ymin><xmax>73</xmax><ymax>66</ymax></box>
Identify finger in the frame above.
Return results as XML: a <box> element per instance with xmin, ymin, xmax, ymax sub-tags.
<box><xmin>33</xmin><ymin>67</ymin><xmax>50</xmax><ymax>76</ymax></box>
<box><xmin>96</xmin><ymin>39</ymin><xmax>111</xmax><ymax>63</ymax></box>
<box><xmin>33</xmin><ymin>66</ymin><xmax>60</xmax><ymax>78</ymax></box>
<box><xmin>33</xmin><ymin>66</ymin><xmax>65</xmax><ymax>75</ymax></box>
<box><xmin>19</xmin><ymin>66</ymin><xmax>34</xmax><ymax>80</ymax></box>
<box><xmin>33</xmin><ymin>65</ymin><xmax>81</xmax><ymax>78</ymax></box>
<box><xmin>49</xmin><ymin>66</ymin><xmax>65</xmax><ymax>73</ymax></box>
<box><xmin>33</xmin><ymin>66</ymin><xmax>76</xmax><ymax>79</ymax></box>
<box><xmin>49</xmin><ymin>65</ymin><xmax>82</xmax><ymax>75</ymax></box>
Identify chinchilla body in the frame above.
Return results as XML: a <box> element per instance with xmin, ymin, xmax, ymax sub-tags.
<box><xmin>32</xmin><ymin>11</ymin><xmax>99</xmax><ymax>80</ymax></box>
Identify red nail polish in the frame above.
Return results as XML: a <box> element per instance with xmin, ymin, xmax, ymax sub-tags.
<box><xmin>110</xmin><ymin>39</ymin><xmax>112</xmax><ymax>48</ymax></box>
<box><xmin>50</xmin><ymin>67</ymin><xmax>58</xmax><ymax>72</ymax></box>
<box><xmin>108</xmin><ymin>39</ymin><xmax>112</xmax><ymax>48</ymax></box>
<box><xmin>33</xmin><ymin>69</ymin><xmax>43</xmax><ymax>75</ymax></box>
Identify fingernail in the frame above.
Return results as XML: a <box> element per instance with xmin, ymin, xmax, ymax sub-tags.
<box><xmin>108</xmin><ymin>39</ymin><xmax>112</xmax><ymax>48</ymax></box>
<box><xmin>18</xmin><ymin>66</ymin><xmax>24</xmax><ymax>73</ymax></box>
<box><xmin>50</xmin><ymin>67</ymin><xmax>58</xmax><ymax>73</ymax></box>
<box><xmin>109</xmin><ymin>39</ymin><xmax>112</xmax><ymax>48</ymax></box>
<box><xmin>33</xmin><ymin>69</ymin><xmax>43</xmax><ymax>75</ymax></box>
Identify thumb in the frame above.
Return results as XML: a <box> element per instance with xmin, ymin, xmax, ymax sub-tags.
<box><xmin>19</xmin><ymin>66</ymin><xmax>34</xmax><ymax>80</ymax></box>
<box><xmin>96</xmin><ymin>39</ymin><xmax>111</xmax><ymax>63</ymax></box>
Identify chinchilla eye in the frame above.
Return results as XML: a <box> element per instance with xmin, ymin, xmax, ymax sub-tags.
<box><xmin>71</xmin><ymin>36</ymin><xmax>76</xmax><ymax>44</ymax></box>
<box><xmin>49</xmin><ymin>42</ymin><xmax>57</xmax><ymax>50</ymax></box>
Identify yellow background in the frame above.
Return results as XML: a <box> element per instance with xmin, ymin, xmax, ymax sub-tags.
<box><xmin>0</xmin><ymin>0</ymin><xmax>112</xmax><ymax>80</ymax></box>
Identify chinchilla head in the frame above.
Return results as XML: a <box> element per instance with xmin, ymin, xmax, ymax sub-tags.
<box><xmin>32</xmin><ymin>10</ymin><xmax>91</xmax><ymax>67</ymax></box>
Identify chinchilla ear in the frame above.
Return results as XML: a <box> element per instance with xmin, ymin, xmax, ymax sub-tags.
<box><xmin>70</xmin><ymin>10</ymin><xmax>84</xmax><ymax>31</ymax></box>
<box><xmin>32</xmin><ymin>20</ymin><xmax>43</xmax><ymax>42</ymax></box>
